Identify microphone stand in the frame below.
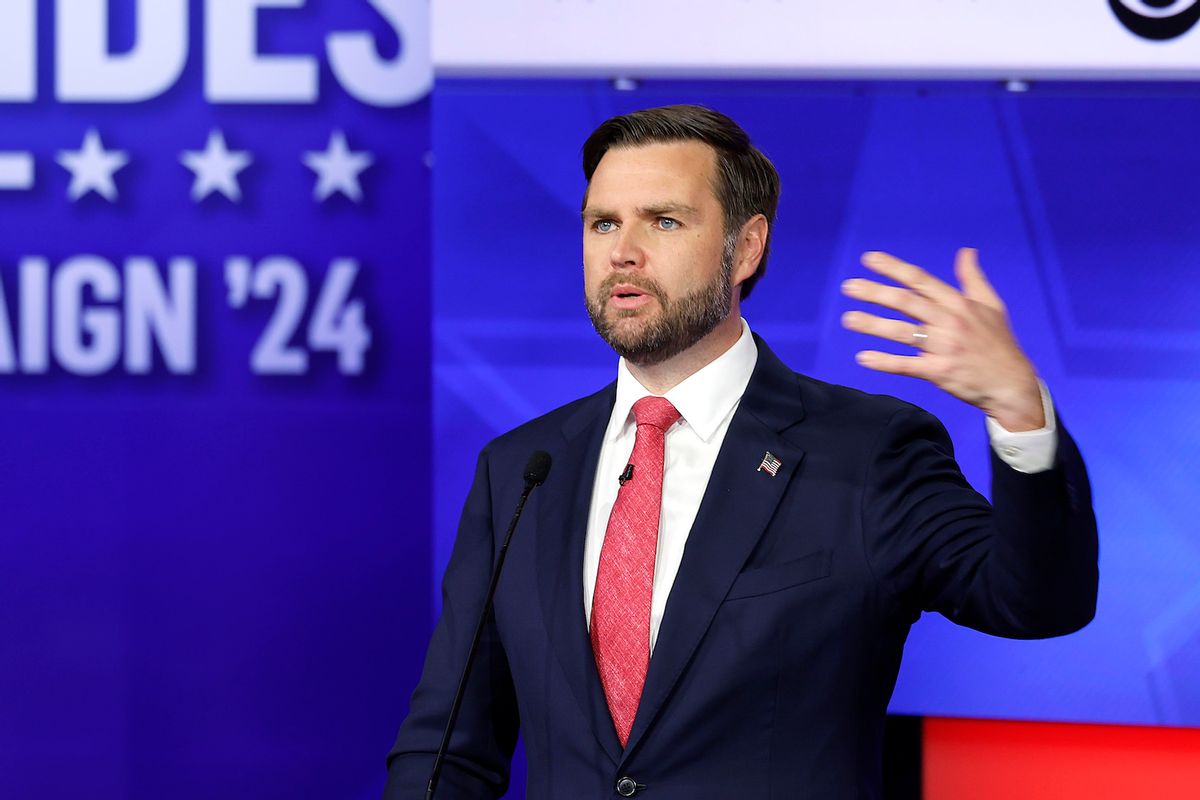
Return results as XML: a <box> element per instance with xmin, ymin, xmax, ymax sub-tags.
<box><xmin>426</xmin><ymin>452</ymin><xmax>551</xmax><ymax>800</ymax></box>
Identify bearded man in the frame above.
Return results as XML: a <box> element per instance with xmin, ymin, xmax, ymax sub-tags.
<box><xmin>384</xmin><ymin>105</ymin><xmax>1098</xmax><ymax>799</ymax></box>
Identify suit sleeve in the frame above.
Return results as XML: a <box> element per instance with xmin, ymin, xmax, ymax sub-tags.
<box><xmin>861</xmin><ymin>405</ymin><xmax>1098</xmax><ymax>638</ymax></box>
<box><xmin>384</xmin><ymin>448</ymin><xmax>519</xmax><ymax>799</ymax></box>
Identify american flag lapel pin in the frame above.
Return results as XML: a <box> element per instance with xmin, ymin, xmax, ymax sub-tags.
<box><xmin>757</xmin><ymin>451</ymin><xmax>782</xmax><ymax>477</ymax></box>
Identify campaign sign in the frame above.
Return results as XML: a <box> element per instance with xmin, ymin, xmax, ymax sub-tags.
<box><xmin>0</xmin><ymin>2</ymin><xmax>430</xmax><ymax>798</ymax></box>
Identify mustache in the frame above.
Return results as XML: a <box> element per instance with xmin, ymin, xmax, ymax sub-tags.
<box><xmin>597</xmin><ymin>273</ymin><xmax>667</xmax><ymax>300</ymax></box>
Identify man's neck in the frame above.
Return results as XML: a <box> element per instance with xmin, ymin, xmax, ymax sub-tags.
<box><xmin>625</xmin><ymin>314</ymin><xmax>744</xmax><ymax>395</ymax></box>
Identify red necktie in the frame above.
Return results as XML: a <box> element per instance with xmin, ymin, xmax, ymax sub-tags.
<box><xmin>591</xmin><ymin>396</ymin><xmax>681</xmax><ymax>747</ymax></box>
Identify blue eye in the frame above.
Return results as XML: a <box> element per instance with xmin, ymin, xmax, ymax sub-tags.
<box><xmin>657</xmin><ymin>217</ymin><xmax>680</xmax><ymax>230</ymax></box>
<box><xmin>593</xmin><ymin>220</ymin><xmax>616</xmax><ymax>233</ymax></box>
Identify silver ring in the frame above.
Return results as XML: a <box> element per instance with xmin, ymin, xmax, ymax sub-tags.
<box><xmin>911</xmin><ymin>327</ymin><xmax>929</xmax><ymax>347</ymax></box>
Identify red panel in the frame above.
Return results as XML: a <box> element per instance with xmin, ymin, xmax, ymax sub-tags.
<box><xmin>925</xmin><ymin>717</ymin><xmax>1200</xmax><ymax>800</ymax></box>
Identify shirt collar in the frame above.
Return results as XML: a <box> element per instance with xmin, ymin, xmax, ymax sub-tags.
<box><xmin>608</xmin><ymin>319</ymin><xmax>758</xmax><ymax>444</ymax></box>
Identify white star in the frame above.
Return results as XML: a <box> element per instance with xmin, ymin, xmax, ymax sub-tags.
<box><xmin>180</xmin><ymin>130</ymin><xmax>253</xmax><ymax>202</ymax></box>
<box><xmin>304</xmin><ymin>130</ymin><xmax>374</xmax><ymax>203</ymax></box>
<box><xmin>57</xmin><ymin>129</ymin><xmax>129</xmax><ymax>202</ymax></box>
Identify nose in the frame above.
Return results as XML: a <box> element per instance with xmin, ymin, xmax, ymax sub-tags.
<box><xmin>609</xmin><ymin>226</ymin><xmax>645</xmax><ymax>270</ymax></box>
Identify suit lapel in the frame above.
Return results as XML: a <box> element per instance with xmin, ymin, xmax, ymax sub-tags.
<box><xmin>622</xmin><ymin>337</ymin><xmax>807</xmax><ymax>758</ymax></box>
<box><xmin>535</xmin><ymin>384</ymin><xmax>624</xmax><ymax>764</ymax></box>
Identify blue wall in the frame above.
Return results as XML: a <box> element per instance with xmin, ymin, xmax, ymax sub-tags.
<box><xmin>4</xmin><ymin>58</ymin><xmax>1198</xmax><ymax>799</ymax></box>
<box><xmin>432</xmin><ymin>79</ymin><xmax>1200</xmax><ymax>734</ymax></box>
<box><xmin>0</xmin><ymin>3</ymin><xmax>430</xmax><ymax>798</ymax></box>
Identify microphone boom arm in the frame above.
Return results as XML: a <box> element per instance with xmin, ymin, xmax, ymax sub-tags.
<box><xmin>426</xmin><ymin>452</ymin><xmax>550</xmax><ymax>800</ymax></box>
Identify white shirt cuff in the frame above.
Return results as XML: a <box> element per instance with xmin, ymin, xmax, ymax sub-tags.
<box><xmin>985</xmin><ymin>380</ymin><xmax>1058</xmax><ymax>474</ymax></box>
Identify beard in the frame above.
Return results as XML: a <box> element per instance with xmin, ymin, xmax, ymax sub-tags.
<box><xmin>585</xmin><ymin>235</ymin><xmax>736</xmax><ymax>367</ymax></box>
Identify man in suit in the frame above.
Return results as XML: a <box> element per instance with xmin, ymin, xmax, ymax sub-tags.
<box><xmin>385</xmin><ymin>105</ymin><xmax>1098</xmax><ymax>798</ymax></box>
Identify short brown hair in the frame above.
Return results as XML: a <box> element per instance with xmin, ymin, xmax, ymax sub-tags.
<box><xmin>581</xmin><ymin>105</ymin><xmax>781</xmax><ymax>300</ymax></box>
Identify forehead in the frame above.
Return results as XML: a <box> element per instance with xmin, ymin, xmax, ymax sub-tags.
<box><xmin>586</xmin><ymin>140</ymin><xmax>719</xmax><ymax>208</ymax></box>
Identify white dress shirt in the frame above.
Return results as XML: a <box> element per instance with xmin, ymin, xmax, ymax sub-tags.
<box><xmin>583</xmin><ymin>319</ymin><xmax>1057</xmax><ymax>652</ymax></box>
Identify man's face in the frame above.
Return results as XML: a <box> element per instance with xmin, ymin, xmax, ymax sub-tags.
<box><xmin>582</xmin><ymin>141</ymin><xmax>736</xmax><ymax>366</ymax></box>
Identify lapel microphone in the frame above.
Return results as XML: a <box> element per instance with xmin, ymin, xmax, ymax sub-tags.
<box><xmin>426</xmin><ymin>450</ymin><xmax>552</xmax><ymax>800</ymax></box>
<box><xmin>619</xmin><ymin>464</ymin><xmax>634</xmax><ymax>485</ymax></box>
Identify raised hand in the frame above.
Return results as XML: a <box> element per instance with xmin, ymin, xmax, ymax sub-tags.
<box><xmin>840</xmin><ymin>248</ymin><xmax>1045</xmax><ymax>432</ymax></box>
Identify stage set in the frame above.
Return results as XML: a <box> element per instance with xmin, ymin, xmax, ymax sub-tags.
<box><xmin>1</xmin><ymin>2</ymin><xmax>1197</xmax><ymax>797</ymax></box>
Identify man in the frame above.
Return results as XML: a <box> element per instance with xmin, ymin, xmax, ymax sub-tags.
<box><xmin>386</xmin><ymin>105</ymin><xmax>1097</xmax><ymax>798</ymax></box>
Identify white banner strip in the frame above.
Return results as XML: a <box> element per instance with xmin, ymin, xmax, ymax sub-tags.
<box><xmin>434</xmin><ymin>0</ymin><xmax>1200</xmax><ymax>79</ymax></box>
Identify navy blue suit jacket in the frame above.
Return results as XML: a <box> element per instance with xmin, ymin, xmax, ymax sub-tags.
<box><xmin>385</xmin><ymin>336</ymin><xmax>1098</xmax><ymax>799</ymax></box>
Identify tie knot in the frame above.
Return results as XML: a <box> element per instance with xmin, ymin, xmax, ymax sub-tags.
<box><xmin>632</xmin><ymin>396</ymin><xmax>681</xmax><ymax>432</ymax></box>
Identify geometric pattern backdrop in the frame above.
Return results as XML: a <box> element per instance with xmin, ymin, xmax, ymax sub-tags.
<box><xmin>432</xmin><ymin>80</ymin><xmax>1200</xmax><ymax>752</ymax></box>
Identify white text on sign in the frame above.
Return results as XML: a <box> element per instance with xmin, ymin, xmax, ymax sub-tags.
<box><xmin>0</xmin><ymin>0</ymin><xmax>430</xmax><ymax>106</ymax></box>
<box><xmin>0</xmin><ymin>256</ymin><xmax>372</xmax><ymax>377</ymax></box>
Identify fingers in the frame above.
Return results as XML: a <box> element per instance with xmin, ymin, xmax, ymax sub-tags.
<box><xmin>841</xmin><ymin>278</ymin><xmax>941</xmax><ymax>323</ymax></box>
<box><xmin>953</xmin><ymin>247</ymin><xmax>1003</xmax><ymax>308</ymax></box>
<box><xmin>861</xmin><ymin>251</ymin><xmax>960</xmax><ymax>305</ymax></box>
<box><xmin>841</xmin><ymin>310</ymin><xmax>925</xmax><ymax>347</ymax></box>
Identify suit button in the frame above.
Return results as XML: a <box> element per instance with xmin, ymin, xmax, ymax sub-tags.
<box><xmin>616</xmin><ymin>776</ymin><xmax>638</xmax><ymax>796</ymax></box>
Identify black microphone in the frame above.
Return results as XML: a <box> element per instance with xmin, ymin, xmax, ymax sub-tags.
<box><xmin>524</xmin><ymin>450</ymin><xmax>551</xmax><ymax>488</ymax></box>
<box><xmin>426</xmin><ymin>450</ymin><xmax>552</xmax><ymax>800</ymax></box>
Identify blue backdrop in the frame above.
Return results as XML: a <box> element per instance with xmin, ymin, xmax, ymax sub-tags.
<box><xmin>0</xmin><ymin>3</ymin><xmax>429</xmax><ymax>798</ymax></box>
<box><xmin>5</xmin><ymin>38</ymin><xmax>1200</xmax><ymax>799</ymax></box>
<box><xmin>432</xmin><ymin>79</ymin><xmax>1200</xmax><ymax>741</ymax></box>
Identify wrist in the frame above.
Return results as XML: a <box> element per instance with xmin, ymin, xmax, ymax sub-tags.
<box><xmin>987</xmin><ymin>375</ymin><xmax>1045</xmax><ymax>432</ymax></box>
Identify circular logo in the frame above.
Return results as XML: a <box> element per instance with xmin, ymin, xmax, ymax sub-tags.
<box><xmin>1110</xmin><ymin>0</ymin><xmax>1200</xmax><ymax>40</ymax></box>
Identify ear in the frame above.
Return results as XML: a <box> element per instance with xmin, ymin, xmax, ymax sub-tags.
<box><xmin>732</xmin><ymin>214</ymin><xmax>769</xmax><ymax>287</ymax></box>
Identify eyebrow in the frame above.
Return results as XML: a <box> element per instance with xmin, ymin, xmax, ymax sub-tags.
<box><xmin>581</xmin><ymin>203</ymin><xmax>701</xmax><ymax>221</ymax></box>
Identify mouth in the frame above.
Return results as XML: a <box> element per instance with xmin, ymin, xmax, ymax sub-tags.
<box><xmin>608</xmin><ymin>284</ymin><xmax>655</xmax><ymax>311</ymax></box>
